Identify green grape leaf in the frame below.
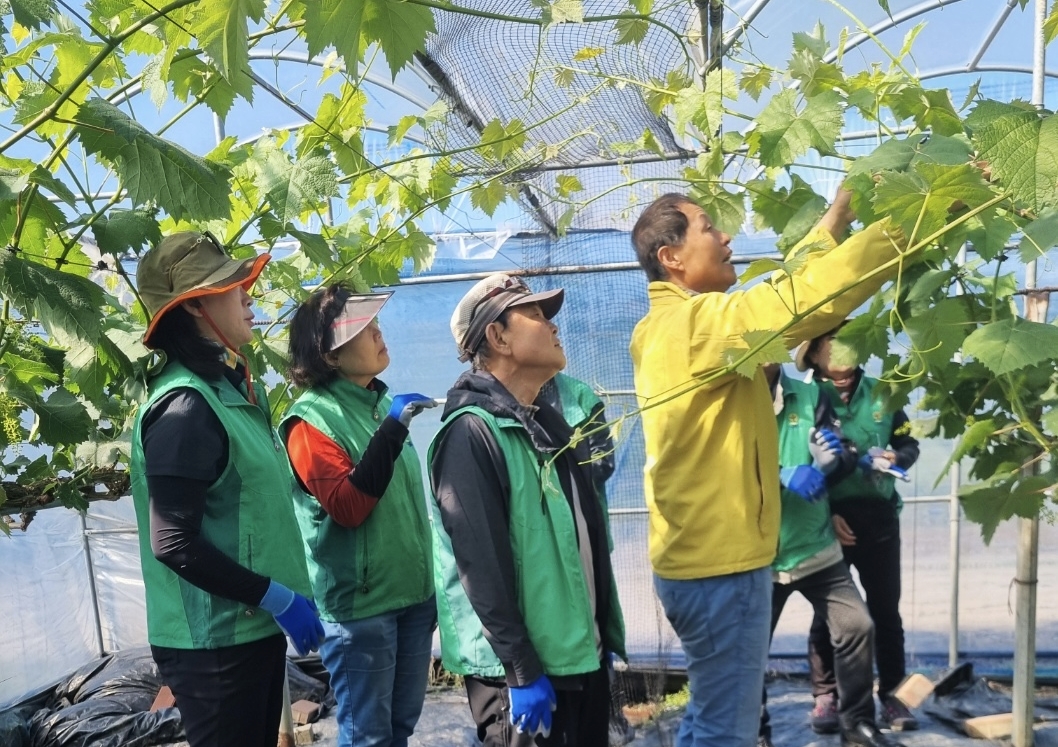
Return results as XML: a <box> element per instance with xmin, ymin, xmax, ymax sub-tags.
<box><xmin>689</xmin><ymin>183</ymin><xmax>744</xmax><ymax>236</ymax></box>
<box><xmin>2</xmin><ymin>353</ymin><xmax>59</xmax><ymax>387</ymax></box>
<box><xmin>168</xmin><ymin>55</ymin><xmax>239</xmax><ymax>119</ymax></box>
<box><xmin>792</xmin><ymin>22</ymin><xmax>828</xmax><ymax>58</ymax></box>
<box><xmin>74</xmin><ymin>99</ymin><xmax>232</xmax><ymax>220</ymax></box>
<box><xmin>746</xmin><ymin>89</ymin><xmax>843</xmax><ymax>168</ymax></box>
<box><xmin>0</xmin><ymin>252</ymin><xmax>106</xmax><ymax>342</ymax></box>
<box><xmin>902</xmin><ymin>296</ymin><xmax>971</xmax><ymax>369</ymax></box>
<box><xmin>189</xmin><ymin>0</ymin><xmax>264</xmax><ymax>101</ymax></box>
<box><xmin>891</xmin><ymin>87</ymin><xmax>963</xmax><ymax>136</ymax></box>
<box><xmin>362</xmin><ymin>0</ymin><xmax>436</xmax><ymax>78</ymax></box>
<box><xmin>739</xmin><ymin>65</ymin><xmax>772</xmax><ymax>101</ymax></box>
<box><xmin>298</xmin><ymin>85</ymin><xmax>368</xmax><ymax>177</ymax></box>
<box><xmin>968</xmin><ymin>100</ymin><xmax>1058</xmax><ymax>213</ymax></box>
<box><xmin>33</xmin><ymin>387</ymin><xmax>93</xmax><ymax>446</ymax></box>
<box><xmin>287</xmin><ymin>226</ymin><xmax>333</xmax><ymax>265</ymax></box>
<box><xmin>0</xmin><ymin>168</ymin><xmax>30</xmax><ymax>202</ymax></box>
<box><xmin>962</xmin><ymin>316</ymin><xmax>1058</xmax><ymax>375</ymax></box>
<box><xmin>932</xmin><ymin>417</ymin><xmax>996</xmax><ymax>488</ymax></box>
<box><xmin>960</xmin><ymin>475</ymin><xmax>1048</xmax><ymax>544</ymax></box>
<box><xmin>91</xmin><ymin>207</ymin><xmax>162</xmax><ymax>257</ymax></box>
<box><xmin>746</xmin><ymin>175</ymin><xmax>822</xmax><ymax>236</ymax></box>
<box><xmin>966</xmin><ymin>211</ymin><xmax>1018</xmax><ymax>262</ymax></box>
<box><xmin>555</xmin><ymin>174</ymin><xmax>583</xmax><ymax>197</ymax></box>
<box><xmin>873</xmin><ymin>162</ymin><xmax>993</xmax><ymax>241</ymax></box>
<box><xmin>251</xmin><ymin>139</ymin><xmax>338</xmax><ymax>223</ymax></box>
<box><xmin>1018</xmin><ymin>207</ymin><xmax>1058</xmax><ymax>262</ymax></box>
<box><xmin>11</xmin><ymin>0</ymin><xmax>54</xmax><ymax>30</ymax></box>
<box><xmin>739</xmin><ymin>258</ymin><xmax>784</xmax><ymax>284</ymax></box>
<box><xmin>723</xmin><ymin>330</ymin><xmax>790</xmax><ymax>379</ymax></box>
<box><xmin>673</xmin><ymin>69</ymin><xmax>735</xmax><ymax>139</ymax></box>
<box><xmin>835</xmin><ymin>302</ymin><xmax>890</xmax><ymax>364</ymax></box>
<box><xmin>614</xmin><ymin>17</ymin><xmax>648</xmax><ymax>45</ymax></box>
<box><xmin>479</xmin><ymin>118</ymin><xmax>526</xmax><ymax>162</ymax></box>
<box><xmin>1045</xmin><ymin>1</ymin><xmax>1058</xmax><ymax>45</ymax></box>
<box><xmin>298</xmin><ymin>0</ymin><xmax>366</xmax><ymax>75</ymax></box>
<box><xmin>788</xmin><ymin>49</ymin><xmax>845</xmax><ymax>97</ymax></box>
<box><xmin>470</xmin><ymin>180</ymin><xmax>508</xmax><ymax>216</ymax></box>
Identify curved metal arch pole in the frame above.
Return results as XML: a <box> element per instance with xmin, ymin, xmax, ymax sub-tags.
<box><xmin>920</xmin><ymin>64</ymin><xmax>1058</xmax><ymax>82</ymax></box>
<box><xmin>720</xmin><ymin>0</ymin><xmax>773</xmax><ymax>57</ymax></box>
<box><xmin>822</xmin><ymin>0</ymin><xmax>967</xmax><ymax>64</ymax></box>
<box><xmin>968</xmin><ymin>0</ymin><xmax>1021</xmax><ymax>70</ymax></box>
<box><xmin>234</xmin><ymin>121</ymin><xmax>428</xmax><ymax>149</ymax></box>
<box><xmin>246</xmin><ymin>50</ymin><xmax>435</xmax><ymax>112</ymax></box>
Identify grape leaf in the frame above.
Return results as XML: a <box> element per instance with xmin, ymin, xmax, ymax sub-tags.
<box><xmin>470</xmin><ymin>180</ymin><xmax>508</xmax><ymax>216</ymax></box>
<box><xmin>189</xmin><ymin>0</ymin><xmax>264</xmax><ymax>101</ymax></box>
<box><xmin>788</xmin><ymin>49</ymin><xmax>845</xmax><ymax>97</ymax></box>
<box><xmin>739</xmin><ymin>65</ymin><xmax>772</xmax><ymax>101</ymax></box>
<box><xmin>746</xmin><ymin>89</ymin><xmax>843</xmax><ymax>168</ymax></box>
<box><xmin>0</xmin><ymin>251</ymin><xmax>106</xmax><ymax>342</ymax></box>
<box><xmin>74</xmin><ymin>98</ymin><xmax>233</xmax><ymax>221</ymax></box>
<box><xmin>689</xmin><ymin>183</ymin><xmax>744</xmax><ymax>236</ymax></box>
<box><xmin>723</xmin><ymin>330</ymin><xmax>790</xmax><ymax>379</ymax></box>
<box><xmin>11</xmin><ymin>0</ymin><xmax>54</xmax><ymax>30</ymax></box>
<box><xmin>960</xmin><ymin>475</ymin><xmax>1049</xmax><ymax>544</ymax></box>
<box><xmin>251</xmin><ymin>139</ymin><xmax>338</xmax><ymax>223</ymax></box>
<box><xmin>614</xmin><ymin>17</ymin><xmax>648</xmax><ymax>45</ymax></box>
<box><xmin>873</xmin><ymin>162</ymin><xmax>993</xmax><ymax>241</ymax></box>
<box><xmin>32</xmin><ymin>387</ymin><xmax>92</xmax><ymax>446</ymax></box>
<box><xmin>902</xmin><ymin>296</ymin><xmax>971</xmax><ymax>369</ymax></box>
<box><xmin>1018</xmin><ymin>207</ymin><xmax>1058</xmax><ymax>262</ymax></box>
<box><xmin>362</xmin><ymin>0</ymin><xmax>436</xmax><ymax>78</ymax></box>
<box><xmin>91</xmin><ymin>207</ymin><xmax>162</xmax><ymax>257</ymax></box>
<box><xmin>298</xmin><ymin>0</ymin><xmax>366</xmax><ymax>75</ymax></box>
<box><xmin>962</xmin><ymin>316</ymin><xmax>1058</xmax><ymax>375</ymax></box>
<box><xmin>168</xmin><ymin>55</ymin><xmax>238</xmax><ymax>119</ymax></box>
<box><xmin>968</xmin><ymin>100</ymin><xmax>1058</xmax><ymax>213</ymax></box>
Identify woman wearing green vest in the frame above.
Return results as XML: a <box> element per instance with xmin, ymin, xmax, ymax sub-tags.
<box><xmin>131</xmin><ymin>231</ymin><xmax>323</xmax><ymax>747</ymax></box>
<box><xmin>797</xmin><ymin>327</ymin><xmax>921</xmax><ymax>733</ymax></box>
<box><xmin>282</xmin><ymin>284</ymin><xmax>437</xmax><ymax>747</ymax></box>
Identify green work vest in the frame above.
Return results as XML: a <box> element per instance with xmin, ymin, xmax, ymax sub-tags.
<box><xmin>823</xmin><ymin>375</ymin><xmax>899</xmax><ymax>503</ymax></box>
<box><xmin>428</xmin><ymin>405</ymin><xmax>626</xmax><ymax>678</ymax></box>
<box><xmin>131</xmin><ymin>362</ymin><xmax>311</xmax><ymax>649</ymax></box>
<box><xmin>552</xmin><ymin>373</ymin><xmax>612</xmax><ymax>550</ymax></box>
<box><xmin>281</xmin><ymin>378</ymin><xmax>433</xmax><ymax>622</ymax></box>
<box><xmin>773</xmin><ymin>376</ymin><xmax>837</xmax><ymax>573</ymax></box>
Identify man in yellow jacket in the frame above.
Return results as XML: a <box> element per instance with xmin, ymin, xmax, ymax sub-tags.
<box><xmin>630</xmin><ymin>189</ymin><xmax>906</xmax><ymax>747</ymax></box>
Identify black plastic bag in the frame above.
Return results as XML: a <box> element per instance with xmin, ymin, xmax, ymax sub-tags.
<box><xmin>29</xmin><ymin>700</ymin><xmax>183</xmax><ymax>747</ymax></box>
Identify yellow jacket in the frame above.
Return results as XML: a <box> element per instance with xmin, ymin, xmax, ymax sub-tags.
<box><xmin>630</xmin><ymin>220</ymin><xmax>904</xmax><ymax>580</ymax></box>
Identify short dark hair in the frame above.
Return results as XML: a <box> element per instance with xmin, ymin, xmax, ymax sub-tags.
<box><xmin>287</xmin><ymin>284</ymin><xmax>354</xmax><ymax>389</ymax></box>
<box><xmin>149</xmin><ymin>305</ymin><xmax>227</xmax><ymax>380</ymax></box>
<box><xmin>631</xmin><ymin>193</ymin><xmax>696</xmax><ymax>282</ymax></box>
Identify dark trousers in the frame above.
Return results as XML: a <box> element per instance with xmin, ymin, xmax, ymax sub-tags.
<box><xmin>152</xmin><ymin>634</ymin><xmax>287</xmax><ymax>747</ymax></box>
<box><xmin>760</xmin><ymin>561</ymin><xmax>875</xmax><ymax>737</ymax></box>
<box><xmin>809</xmin><ymin>500</ymin><xmax>906</xmax><ymax>699</ymax></box>
<box><xmin>465</xmin><ymin>666</ymin><xmax>610</xmax><ymax>747</ymax></box>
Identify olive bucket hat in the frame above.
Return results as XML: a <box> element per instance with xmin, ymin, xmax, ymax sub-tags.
<box><xmin>137</xmin><ymin>231</ymin><xmax>270</xmax><ymax>348</ymax></box>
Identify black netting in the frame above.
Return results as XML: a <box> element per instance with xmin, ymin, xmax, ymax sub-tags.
<box><xmin>421</xmin><ymin>0</ymin><xmax>697</xmax><ymax>232</ymax></box>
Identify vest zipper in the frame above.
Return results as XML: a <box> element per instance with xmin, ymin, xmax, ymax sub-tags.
<box><xmin>538</xmin><ymin>458</ymin><xmax>548</xmax><ymax>514</ymax></box>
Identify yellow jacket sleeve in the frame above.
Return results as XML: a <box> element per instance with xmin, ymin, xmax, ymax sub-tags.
<box><xmin>683</xmin><ymin>219</ymin><xmax>906</xmax><ymax>377</ymax></box>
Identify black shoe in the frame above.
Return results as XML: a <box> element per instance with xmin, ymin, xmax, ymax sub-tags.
<box><xmin>842</xmin><ymin>721</ymin><xmax>908</xmax><ymax>747</ymax></box>
<box><xmin>879</xmin><ymin>696</ymin><xmax>920</xmax><ymax>731</ymax></box>
<box><xmin>757</xmin><ymin>734</ymin><xmax>776</xmax><ymax>747</ymax></box>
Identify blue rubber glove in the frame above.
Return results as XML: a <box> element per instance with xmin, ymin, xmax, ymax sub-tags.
<box><xmin>388</xmin><ymin>393</ymin><xmax>438</xmax><ymax>427</ymax></box>
<box><xmin>780</xmin><ymin>465</ymin><xmax>826</xmax><ymax>503</ymax></box>
<box><xmin>860</xmin><ymin>447</ymin><xmax>912</xmax><ymax>482</ymax></box>
<box><xmin>509</xmin><ymin>675</ymin><xmax>557</xmax><ymax>737</ymax></box>
<box><xmin>808</xmin><ymin>427</ymin><xmax>844</xmax><ymax>475</ymax></box>
<box><xmin>258</xmin><ymin>581</ymin><xmax>325</xmax><ymax>656</ymax></box>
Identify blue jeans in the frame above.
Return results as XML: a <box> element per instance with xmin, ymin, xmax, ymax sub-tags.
<box><xmin>655</xmin><ymin>567</ymin><xmax>771</xmax><ymax>747</ymax></box>
<box><xmin>320</xmin><ymin>597</ymin><xmax>437</xmax><ymax>747</ymax></box>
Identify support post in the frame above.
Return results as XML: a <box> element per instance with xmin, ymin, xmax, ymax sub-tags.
<box><xmin>80</xmin><ymin>511</ymin><xmax>106</xmax><ymax>658</ymax></box>
<box><xmin>1012</xmin><ymin>3</ymin><xmax>1048</xmax><ymax>745</ymax></box>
